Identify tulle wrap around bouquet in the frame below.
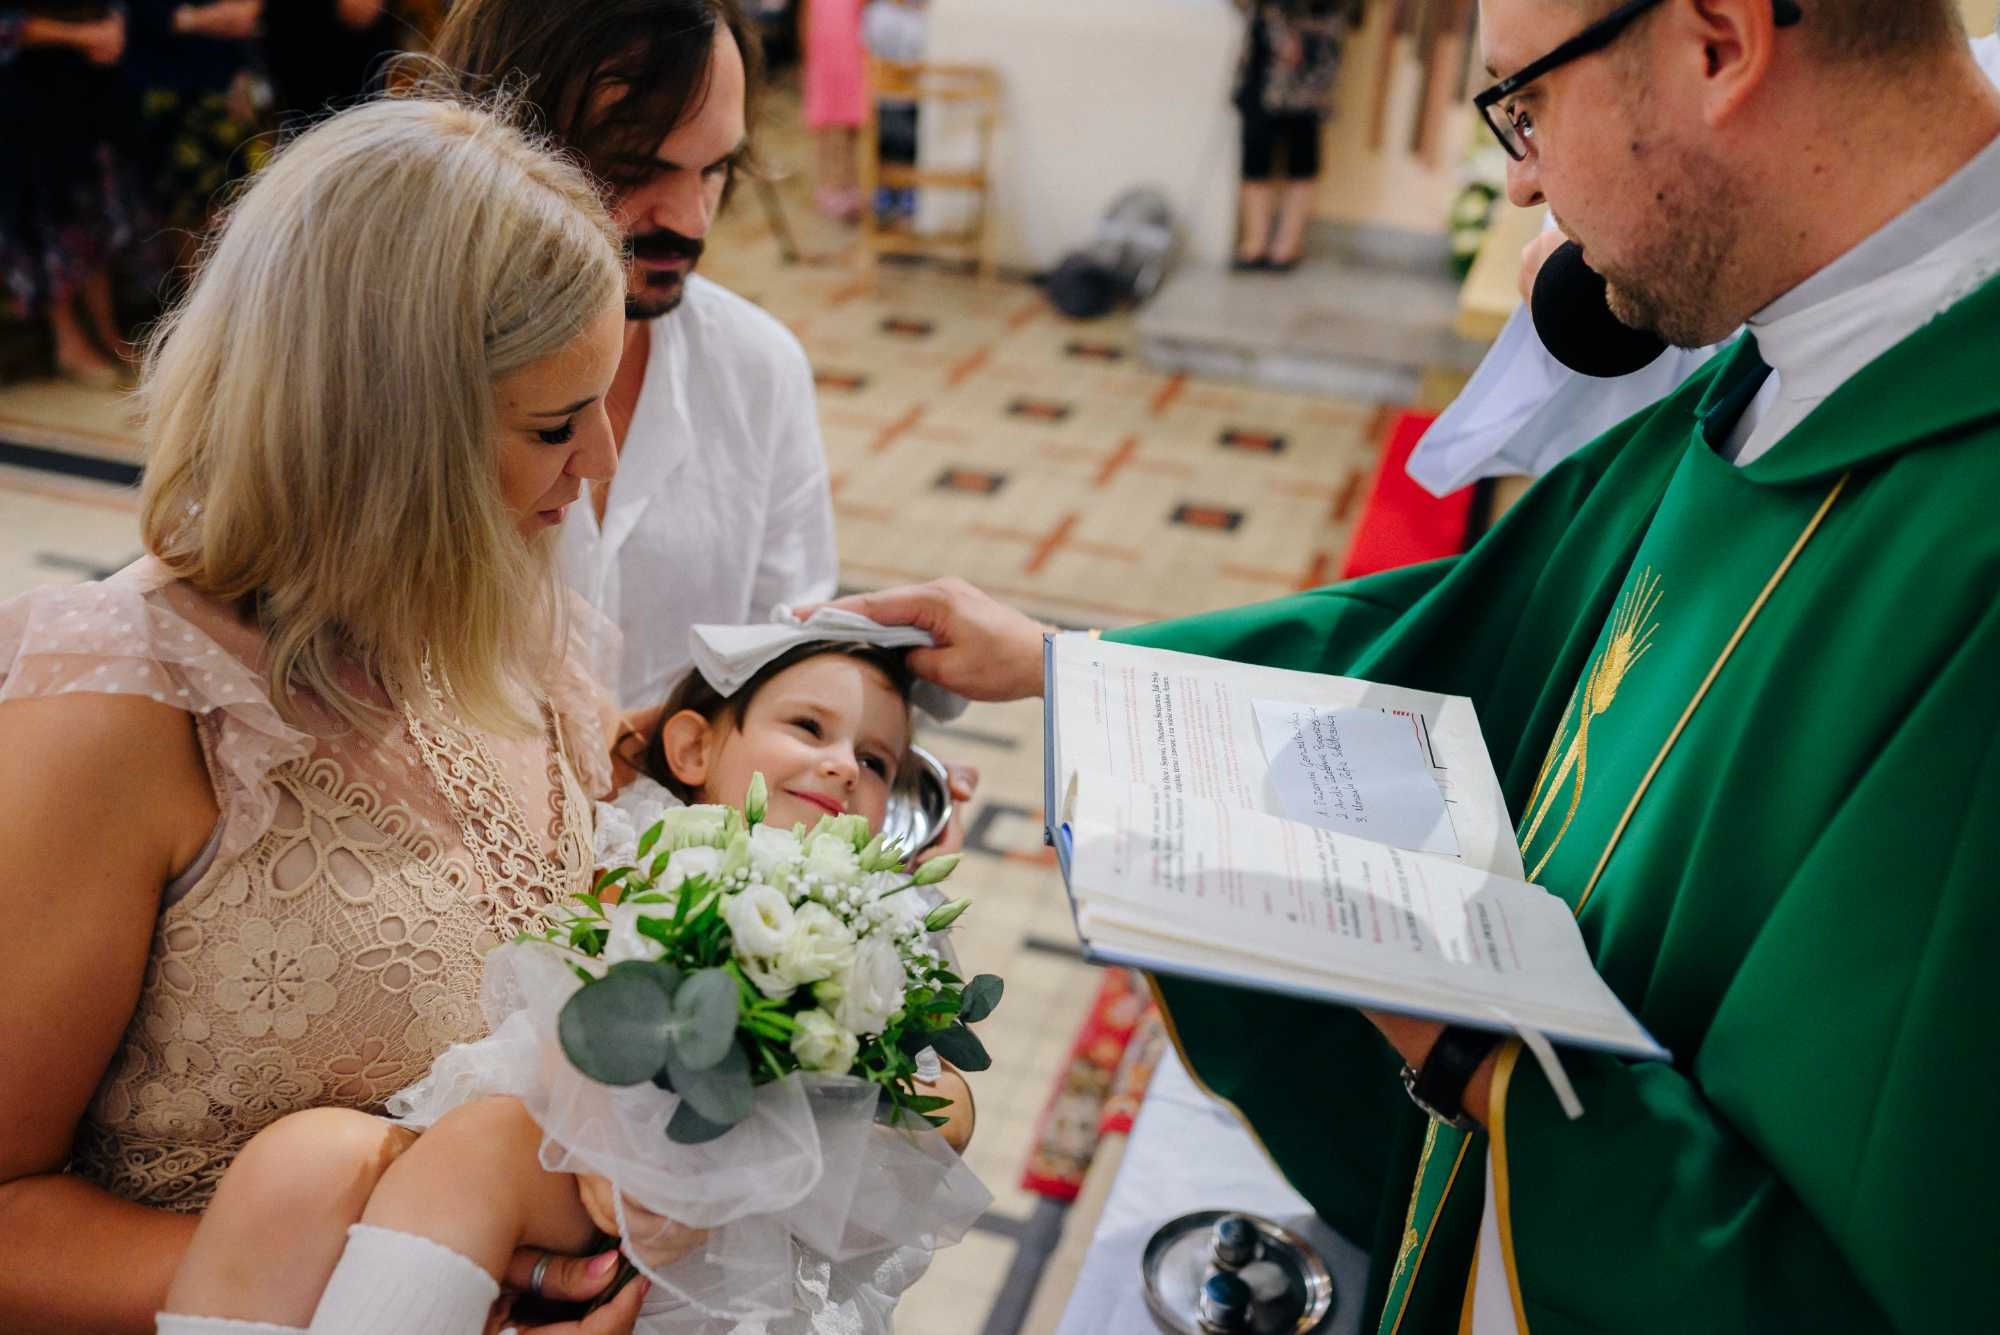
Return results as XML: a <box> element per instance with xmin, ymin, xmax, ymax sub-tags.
<box><xmin>388</xmin><ymin>774</ymin><xmax>1001</xmax><ymax>1333</ymax></box>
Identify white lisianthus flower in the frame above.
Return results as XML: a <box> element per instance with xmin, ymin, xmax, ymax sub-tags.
<box><xmin>776</xmin><ymin>902</ymin><xmax>857</xmax><ymax>988</ymax></box>
<box><xmin>748</xmin><ymin>824</ymin><xmax>803</xmax><ymax>879</ymax></box>
<box><xmin>601</xmin><ymin>902</ymin><xmax>665</xmax><ymax>967</ymax></box>
<box><xmin>866</xmin><ymin>873</ymin><xmax>931</xmax><ymax>940</ymax></box>
<box><xmin>663</xmin><ymin>844</ymin><xmax>724</xmax><ymax>890</ymax></box>
<box><xmin>806</xmin><ymin>833</ymin><xmax>862</xmax><ymax>887</ymax></box>
<box><xmin>791</xmin><ymin>1008</ymin><xmax>860</xmax><ymax>1075</ymax></box>
<box><xmin>826</xmin><ymin>936</ymin><xmax>906</xmax><ymax>1037</ymax></box>
<box><xmin>723</xmin><ymin>883</ymin><xmax>797</xmax><ymax>961</ymax></box>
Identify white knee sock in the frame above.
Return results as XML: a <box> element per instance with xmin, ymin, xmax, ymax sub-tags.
<box><xmin>305</xmin><ymin>1224</ymin><xmax>500</xmax><ymax>1335</ymax></box>
<box><xmin>155</xmin><ymin>1317</ymin><xmax>305</xmax><ymax>1334</ymax></box>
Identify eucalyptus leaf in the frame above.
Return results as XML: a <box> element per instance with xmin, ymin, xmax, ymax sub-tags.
<box><xmin>667</xmin><ymin>1041</ymin><xmax>753</xmax><ymax>1124</ymax></box>
<box><xmin>672</xmin><ymin>968</ymin><xmax>742</xmax><ymax>1069</ymax></box>
<box><xmin>558</xmin><ymin>969</ymin><xmax>676</xmax><ymax>1086</ymax></box>
<box><xmin>610</xmin><ymin>958</ymin><xmax>683</xmax><ymax>998</ymax></box>
<box><xmin>959</xmin><ymin>975</ymin><xmax>1004</xmax><ymax>1025</ymax></box>
<box><xmin>926</xmin><ymin>1021</ymin><xmax>991</xmax><ymax>1072</ymax></box>
<box><xmin>667</xmin><ymin>1099</ymin><xmax>736</xmax><ymax>1144</ymax></box>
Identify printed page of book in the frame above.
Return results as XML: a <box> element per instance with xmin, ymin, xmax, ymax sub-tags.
<box><xmin>1064</xmin><ymin>778</ymin><xmax>1663</xmax><ymax>1059</ymax></box>
<box><xmin>1048</xmin><ymin>633</ymin><xmax>1526</xmax><ymax>880</ymax></box>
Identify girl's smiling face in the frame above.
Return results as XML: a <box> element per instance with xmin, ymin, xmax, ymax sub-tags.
<box><xmin>668</xmin><ymin>654</ymin><xmax>911</xmax><ymax>833</ymax></box>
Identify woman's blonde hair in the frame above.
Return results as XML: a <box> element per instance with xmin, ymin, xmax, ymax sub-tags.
<box><xmin>138</xmin><ymin>96</ymin><xmax>625</xmax><ymax>734</ymax></box>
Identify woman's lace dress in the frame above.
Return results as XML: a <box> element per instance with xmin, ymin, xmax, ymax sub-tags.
<box><xmin>0</xmin><ymin>557</ymin><xmax>615</xmax><ymax>1212</ymax></box>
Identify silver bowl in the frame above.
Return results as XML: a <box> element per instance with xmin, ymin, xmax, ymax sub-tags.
<box><xmin>880</xmin><ymin>743</ymin><xmax>954</xmax><ymax>863</ymax></box>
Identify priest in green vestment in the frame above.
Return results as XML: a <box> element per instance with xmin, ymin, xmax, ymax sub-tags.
<box><xmin>823</xmin><ymin>1</ymin><xmax>2000</xmax><ymax>1329</ymax></box>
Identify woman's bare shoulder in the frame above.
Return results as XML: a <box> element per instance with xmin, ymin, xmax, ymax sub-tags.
<box><xmin>0</xmin><ymin>692</ymin><xmax>218</xmax><ymax>879</ymax></box>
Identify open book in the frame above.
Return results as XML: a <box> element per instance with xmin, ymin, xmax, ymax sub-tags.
<box><xmin>1042</xmin><ymin>633</ymin><xmax>1666</xmax><ymax>1062</ymax></box>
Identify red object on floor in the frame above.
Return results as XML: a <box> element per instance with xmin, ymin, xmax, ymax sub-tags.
<box><xmin>1020</xmin><ymin>968</ymin><xmax>1152</xmax><ymax>1201</ymax></box>
<box><xmin>1339</xmin><ymin>410</ymin><xmax>1475</xmax><ymax>580</ymax></box>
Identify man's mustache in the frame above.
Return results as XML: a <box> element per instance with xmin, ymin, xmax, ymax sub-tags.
<box><xmin>630</xmin><ymin>229</ymin><xmax>704</xmax><ymax>263</ymax></box>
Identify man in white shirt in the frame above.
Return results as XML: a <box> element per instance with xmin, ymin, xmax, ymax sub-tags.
<box><xmin>436</xmin><ymin>0</ymin><xmax>839</xmax><ymax>711</ymax></box>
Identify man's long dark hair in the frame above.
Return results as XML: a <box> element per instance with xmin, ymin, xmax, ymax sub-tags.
<box><xmin>430</xmin><ymin>0</ymin><xmax>764</xmax><ymax>195</ymax></box>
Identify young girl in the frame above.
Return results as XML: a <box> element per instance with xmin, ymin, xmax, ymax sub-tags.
<box><xmin>157</xmin><ymin>640</ymin><xmax>975</xmax><ymax>1335</ymax></box>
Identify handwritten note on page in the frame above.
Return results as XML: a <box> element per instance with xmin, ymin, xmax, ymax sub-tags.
<box><xmin>1251</xmin><ymin>699</ymin><xmax>1459</xmax><ymax>857</ymax></box>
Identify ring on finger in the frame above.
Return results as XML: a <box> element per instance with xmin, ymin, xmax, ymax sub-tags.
<box><xmin>529</xmin><ymin>1252</ymin><xmax>554</xmax><ymax>1299</ymax></box>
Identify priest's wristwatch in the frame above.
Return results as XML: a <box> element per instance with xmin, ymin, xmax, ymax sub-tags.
<box><xmin>1400</xmin><ymin>1026</ymin><xmax>1504</xmax><ymax>1132</ymax></box>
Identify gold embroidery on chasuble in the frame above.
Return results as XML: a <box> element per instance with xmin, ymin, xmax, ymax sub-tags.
<box><xmin>1521</xmin><ymin>568</ymin><xmax>1663</xmax><ymax>881</ymax></box>
<box><xmin>1390</xmin><ymin>1120</ymin><xmax>1442</xmax><ymax>1286</ymax></box>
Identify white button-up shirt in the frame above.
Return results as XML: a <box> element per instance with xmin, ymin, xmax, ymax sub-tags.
<box><xmin>560</xmin><ymin>275</ymin><xmax>840</xmax><ymax>709</ymax></box>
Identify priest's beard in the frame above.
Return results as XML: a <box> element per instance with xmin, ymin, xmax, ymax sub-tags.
<box><xmin>1597</xmin><ymin>143</ymin><xmax>1753</xmax><ymax>350</ymax></box>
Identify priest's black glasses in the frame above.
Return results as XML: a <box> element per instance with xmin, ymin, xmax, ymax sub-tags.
<box><xmin>1474</xmin><ymin>0</ymin><xmax>1804</xmax><ymax>161</ymax></box>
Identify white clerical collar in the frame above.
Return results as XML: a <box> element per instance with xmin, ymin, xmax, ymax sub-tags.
<box><xmin>1757</xmin><ymin>128</ymin><xmax>2000</xmax><ymax>325</ymax></box>
<box><xmin>1726</xmin><ymin>128</ymin><xmax>2000</xmax><ymax>465</ymax></box>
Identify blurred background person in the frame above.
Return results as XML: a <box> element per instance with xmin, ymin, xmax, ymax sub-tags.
<box><xmin>1231</xmin><ymin>0</ymin><xmax>1360</xmax><ymax>272</ymax></box>
<box><xmin>125</xmin><ymin>0</ymin><xmax>268</xmax><ymax>281</ymax></box>
<box><xmin>803</xmin><ymin>0</ymin><xmax>866</xmax><ymax>221</ymax></box>
<box><xmin>0</xmin><ymin>1</ymin><xmax>146</xmax><ymax>384</ymax></box>
<box><xmin>264</xmin><ymin>0</ymin><xmax>399</xmax><ymax>131</ymax></box>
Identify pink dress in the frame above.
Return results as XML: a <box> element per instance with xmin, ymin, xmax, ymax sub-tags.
<box><xmin>804</xmin><ymin>0</ymin><xmax>868</xmax><ymax>130</ymax></box>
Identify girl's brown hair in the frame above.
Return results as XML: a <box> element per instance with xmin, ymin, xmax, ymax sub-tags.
<box><xmin>636</xmin><ymin>642</ymin><xmax>917</xmax><ymax>804</ymax></box>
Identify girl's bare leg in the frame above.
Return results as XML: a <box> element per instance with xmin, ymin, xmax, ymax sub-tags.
<box><xmin>355</xmin><ymin>1096</ymin><xmax>598</xmax><ymax>1282</ymax></box>
<box><xmin>163</xmin><ymin>1109</ymin><xmax>417</xmax><ymax>1326</ymax></box>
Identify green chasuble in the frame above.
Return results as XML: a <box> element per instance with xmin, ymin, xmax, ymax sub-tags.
<box><xmin>1107</xmin><ymin>271</ymin><xmax>2000</xmax><ymax>1333</ymax></box>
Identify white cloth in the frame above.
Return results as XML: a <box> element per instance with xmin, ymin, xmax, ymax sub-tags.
<box><xmin>1409</xmin><ymin>32</ymin><xmax>2000</xmax><ymax>496</ymax></box>
<box><xmin>1408</xmin><ymin>298</ymin><xmax>1718</xmax><ymax>495</ymax></box>
<box><xmin>156</xmin><ymin>1319</ymin><xmax>304</xmax><ymax>1334</ymax></box>
<box><xmin>690</xmin><ymin>606</ymin><xmax>969</xmax><ymax>722</ymax></box>
<box><xmin>561</xmin><ymin>276</ymin><xmax>840</xmax><ymax>712</ymax></box>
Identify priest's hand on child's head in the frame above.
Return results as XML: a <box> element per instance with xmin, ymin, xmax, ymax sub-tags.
<box><xmin>804</xmin><ymin>579</ymin><xmax>1053</xmax><ymax>702</ymax></box>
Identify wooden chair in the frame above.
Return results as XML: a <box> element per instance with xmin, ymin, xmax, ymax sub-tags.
<box><xmin>856</xmin><ymin>59</ymin><xmax>1002</xmax><ymax>283</ymax></box>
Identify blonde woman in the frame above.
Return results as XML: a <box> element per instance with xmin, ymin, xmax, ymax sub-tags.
<box><xmin>0</xmin><ymin>97</ymin><xmax>654</xmax><ymax>1334</ymax></box>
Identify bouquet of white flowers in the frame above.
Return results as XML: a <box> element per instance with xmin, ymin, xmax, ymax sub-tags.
<box><xmin>551</xmin><ymin>772</ymin><xmax>1002</xmax><ymax>1145</ymax></box>
<box><xmin>388</xmin><ymin>774</ymin><xmax>999</xmax><ymax>1333</ymax></box>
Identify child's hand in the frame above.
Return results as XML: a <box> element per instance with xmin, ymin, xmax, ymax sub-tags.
<box><xmin>917</xmin><ymin>1064</ymin><xmax>976</xmax><ymax>1152</ymax></box>
<box><xmin>573</xmin><ymin>1174</ymin><xmax>709</xmax><ymax>1269</ymax></box>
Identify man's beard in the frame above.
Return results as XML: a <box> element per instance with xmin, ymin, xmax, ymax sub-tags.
<box><xmin>1596</xmin><ymin>145</ymin><xmax>1750</xmax><ymax>350</ymax></box>
<box><xmin>625</xmin><ymin>226</ymin><xmax>704</xmax><ymax>320</ymax></box>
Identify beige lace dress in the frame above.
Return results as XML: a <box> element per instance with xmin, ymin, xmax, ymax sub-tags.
<box><xmin>0</xmin><ymin>558</ymin><xmax>616</xmax><ymax>1213</ymax></box>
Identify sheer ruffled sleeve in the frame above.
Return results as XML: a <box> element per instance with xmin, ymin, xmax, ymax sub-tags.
<box><xmin>549</xmin><ymin>591</ymin><xmax>623</xmax><ymax>801</ymax></box>
<box><xmin>0</xmin><ymin>563</ymin><xmax>314</xmax><ymax>866</ymax></box>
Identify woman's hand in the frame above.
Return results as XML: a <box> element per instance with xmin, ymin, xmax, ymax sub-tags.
<box><xmin>175</xmin><ymin>1</ymin><xmax>262</xmax><ymax>41</ymax></box>
<box><xmin>334</xmin><ymin>0</ymin><xmax>386</xmax><ymax>29</ymax></box>
<box><xmin>1518</xmin><ymin>227</ymin><xmax>1568</xmax><ymax>304</ymax></box>
<box><xmin>487</xmin><ymin>1247</ymin><xmax>649</xmax><ymax>1335</ymax></box>
<box><xmin>801</xmin><ymin>579</ymin><xmax>1054</xmax><ymax>703</ymax></box>
<box><xmin>573</xmin><ymin>1175</ymin><xmax>709</xmax><ymax>1270</ymax></box>
<box><xmin>72</xmin><ymin>13</ymin><xmax>127</xmax><ymax>63</ymax></box>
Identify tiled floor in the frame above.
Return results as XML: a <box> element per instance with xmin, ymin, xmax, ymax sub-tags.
<box><xmin>0</xmin><ymin>82</ymin><xmax>1471</xmax><ymax>1335</ymax></box>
